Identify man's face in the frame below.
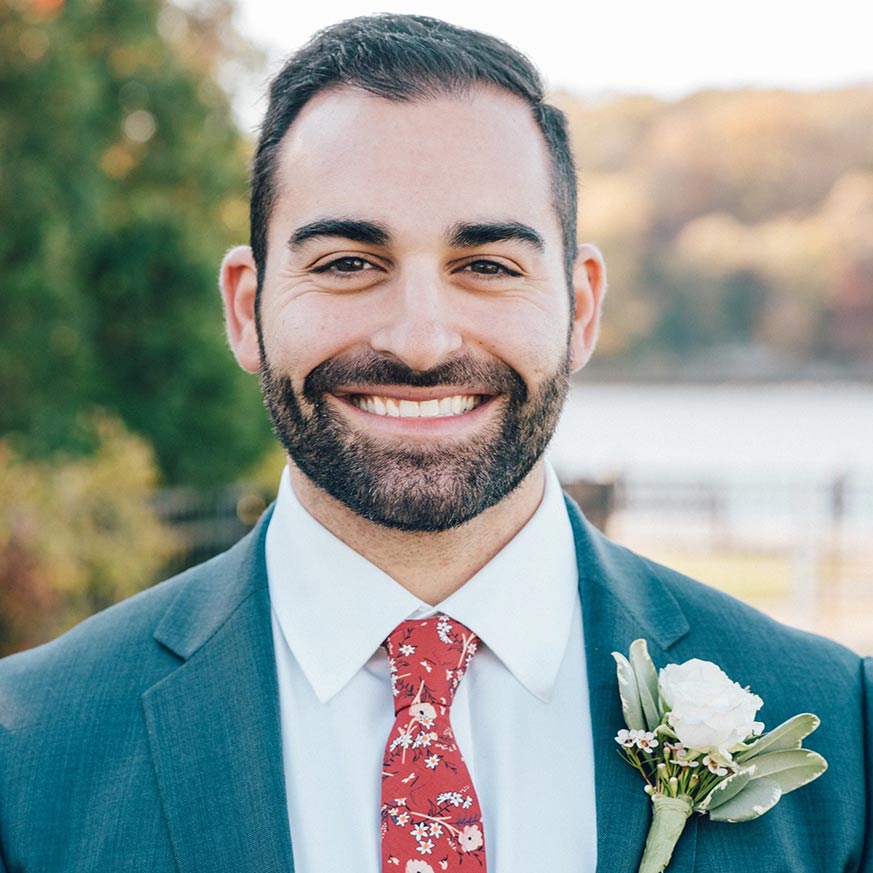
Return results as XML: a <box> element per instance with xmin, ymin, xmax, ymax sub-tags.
<box><xmin>228</xmin><ymin>86</ymin><xmax>601</xmax><ymax>531</ymax></box>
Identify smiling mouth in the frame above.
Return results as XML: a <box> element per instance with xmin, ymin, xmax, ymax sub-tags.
<box><xmin>344</xmin><ymin>393</ymin><xmax>487</xmax><ymax>418</ymax></box>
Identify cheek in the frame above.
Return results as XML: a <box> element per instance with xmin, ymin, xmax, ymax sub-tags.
<box><xmin>472</xmin><ymin>303</ymin><xmax>570</xmax><ymax>379</ymax></box>
<box><xmin>260</xmin><ymin>294</ymin><xmax>373</xmax><ymax>374</ymax></box>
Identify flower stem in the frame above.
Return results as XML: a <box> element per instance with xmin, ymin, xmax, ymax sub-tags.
<box><xmin>638</xmin><ymin>794</ymin><xmax>693</xmax><ymax>873</ymax></box>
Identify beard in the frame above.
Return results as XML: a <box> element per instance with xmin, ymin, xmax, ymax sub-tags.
<box><xmin>259</xmin><ymin>347</ymin><xmax>570</xmax><ymax>532</ymax></box>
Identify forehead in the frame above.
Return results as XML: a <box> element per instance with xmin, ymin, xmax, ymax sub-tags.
<box><xmin>272</xmin><ymin>85</ymin><xmax>560</xmax><ymax>243</ymax></box>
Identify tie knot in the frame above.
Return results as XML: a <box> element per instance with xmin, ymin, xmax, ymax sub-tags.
<box><xmin>384</xmin><ymin>614</ymin><xmax>479</xmax><ymax>717</ymax></box>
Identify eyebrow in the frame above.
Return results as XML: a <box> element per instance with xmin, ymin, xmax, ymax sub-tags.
<box><xmin>447</xmin><ymin>221</ymin><xmax>544</xmax><ymax>252</ymax></box>
<box><xmin>286</xmin><ymin>218</ymin><xmax>545</xmax><ymax>253</ymax></box>
<box><xmin>287</xmin><ymin>219</ymin><xmax>390</xmax><ymax>249</ymax></box>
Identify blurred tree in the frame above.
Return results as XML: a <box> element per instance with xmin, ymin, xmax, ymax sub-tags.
<box><xmin>0</xmin><ymin>0</ymin><xmax>271</xmax><ymax>484</ymax></box>
<box><xmin>564</xmin><ymin>87</ymin><xmax>873</xmax><ymax>374</ymax></box>
<box><xmin>0</xmin><ymin>415</ymin><xmax>177</xmax><ymax>656</ymax></box>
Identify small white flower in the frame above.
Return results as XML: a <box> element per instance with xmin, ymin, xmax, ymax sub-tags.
<box><xmin>428</xmin><ymin>822</ymin><xmax>443</xmax><ymax>837</ymax></box>
<box><xmin>399</xmin><ymin>644</ymin><xmax>416</xmax><ymax>656</ymax></box>
<box><xmin>458</xmin><ymin>825</ymin><xmax>484</xmax><ymax>852</ymax></box>
<box><xmin>411</xmin><ymin>702</ymin><xmax>437</xmax><ymax>723</ymax></box>
<box><xmin>462</xmin><ymin>795</ymin><xmax>473</xmax><ymax>809</ymax></box>
<box><xmin>396</xmin><ymin>811</ymin><xmax>410</xmax><ymax>826</ymax></box>
<box><xmin>702</xmin><ymin>754</ymin><xmax>730</xmax><ymax>776</ymax></box>
<box><xmin>425</xmin><ymin>754</ymin><xmax>441</xmax><ymax>769</ymax></box>
<box><xmin>411</xmin><ymin>823</ymin><xmax>429</xmax><ymax>840</ymax></box>
<box><xmin>390</xmin><ymin>731</ymin><xmax>413</xmax><ymax>751</ymax></box>
<box><xmin>635</xmin><ymin>731</ymin><xmax>659</xmax><ymax>752</ymax></box>
<box><xmin>615</xmin><ymin>729</ymin><xmax>638</xmax><ymax>748</ymax></box>
<box><xmin>416</xmin><ymin>839</ymin><xmax>435</xmax><ymax>855</ymax></box>
<box><xmin>437</xmin><ymin>617</ymin><xmax>453</xmax><ymax>643</ymax></box>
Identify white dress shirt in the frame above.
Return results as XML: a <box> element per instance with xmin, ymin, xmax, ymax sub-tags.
<box><xmin>266</xmin><ymin>461</ymin><xmax>597</xmax><ymax>872</ymax></box>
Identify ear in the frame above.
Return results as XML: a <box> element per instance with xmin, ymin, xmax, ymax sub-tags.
<box><xmin>219</xmin><ymin>245</ymin><xmax>261</xmax><ymax>374</ymax></box>
<box><xmin>568</xmin><ymin>243</ymin><xmax>607</xmax><ymax>373</ymax></box>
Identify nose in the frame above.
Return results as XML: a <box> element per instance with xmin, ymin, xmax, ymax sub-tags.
<box><xmin>369</xmin><ymin>267</ymin><xmax>463</xmax><ymax>372</ymax></box>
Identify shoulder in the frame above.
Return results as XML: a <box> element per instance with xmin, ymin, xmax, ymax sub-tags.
<box><xmin>565</xmin><ymin>494</ymin><xmax>865</xmax><ymax>718</ymax></box>
<box><xmin>610</xmin><ymin>527</ymin><xmax>860</xmax><ymax>685</ymax></box>
<box><xmin>566</xmin><ymin>492</ymin><xmax>861</xmax><ymax>668</ymax></box>
<box><xmin>0</xmin><ymin>516</ymin><xmax>268</xmax><ymax>733</ymax></box>
<box><xmin>0</xmin><ymin>565</ymin><xmax>182</xmax><ymax>733</ymax></box>
<box><xmin>636</xmin><ymin>555</ymin><xmax>859</xmax><ymax>673</ymax></box>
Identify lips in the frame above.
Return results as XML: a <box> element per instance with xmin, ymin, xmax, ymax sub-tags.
<box><xmin>303</xmin><ymin>351</ymin><xmax>526</xmax><ymax>411</ymax></box>
<box><xmin>347</xmin><ymin>393</ymin><xmax>484</xmax><ymax>418</ymax></box>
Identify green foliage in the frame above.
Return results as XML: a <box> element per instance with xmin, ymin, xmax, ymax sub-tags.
<box><xmin>0</xmin><ymin>0</ymin><xmax>271</xmax><ymax>484</ymax></box>
<box><xmin>0</xmin><ymin>415</ymin><xmax>178</xmax><ymax>656</ymax></box>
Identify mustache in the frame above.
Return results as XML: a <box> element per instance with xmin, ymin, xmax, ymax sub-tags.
<box><xmin>303</xmin><ymin>350</ymin><xmax>527</xmax><ymax>401</ymax></box>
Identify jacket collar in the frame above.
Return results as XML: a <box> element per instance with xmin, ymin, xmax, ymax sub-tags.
<box><xmin>143</xmin><ymin>507</ymin><xmax>295</xmax><ymax>873</ymax></box>
<box><xmin>565</xmin><ymin>496</ymin><xmax>698</xmax><ymax>873</ymax></box>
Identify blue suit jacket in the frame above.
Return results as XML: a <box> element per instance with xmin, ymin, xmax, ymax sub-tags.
<box><xmin>1</xmin><ymin>498</ymin><xmax>871</xmax><ymax>871</ymax></box>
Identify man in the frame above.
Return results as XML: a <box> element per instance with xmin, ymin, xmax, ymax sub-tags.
<box><xmin>0</xmin><ymin>14</ymin><xmax>870</xmax><ymax>873</ymax></box>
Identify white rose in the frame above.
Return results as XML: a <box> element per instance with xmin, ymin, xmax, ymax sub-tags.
<box><xmin>659</xmin><ymin>658</ymin><xmax>764</xmax><ymax>758</ymax></box>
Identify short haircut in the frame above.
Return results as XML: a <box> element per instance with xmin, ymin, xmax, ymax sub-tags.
<box><xmin>250</xmin><ymin>13</ymin><xmax>578</xmax><ymax>303</ymax></box>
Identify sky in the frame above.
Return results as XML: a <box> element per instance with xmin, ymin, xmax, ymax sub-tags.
<box><xmin>231</xmin><ymin>0</ymin><xmax>873</xmax><ymax>128</ymax></box>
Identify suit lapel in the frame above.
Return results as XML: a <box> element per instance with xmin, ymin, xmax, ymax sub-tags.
<box><xmin>142</xmin><ymin>512</ymin><xmax>294</xmax><ymax>873</ymax></box>
<box><xmin>565</xmin><ymin>497</ymin><xmax>698</xmax><ymax>873</ymax></box>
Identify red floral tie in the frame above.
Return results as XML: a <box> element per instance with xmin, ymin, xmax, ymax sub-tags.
<box><xmin>381</xmin><ymin>614</ymin><xmax>487</xmax><ymax>873</ymax></box>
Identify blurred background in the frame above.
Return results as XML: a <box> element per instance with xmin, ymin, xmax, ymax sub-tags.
<box><xmin>1</xmin><ymin>0</ymin><xmax>871</xmax><ymax>656</ymax></box>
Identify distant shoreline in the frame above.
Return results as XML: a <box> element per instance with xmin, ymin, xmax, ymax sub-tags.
<box><xmin>577</xmin><ymin>362</ymin><xmax>873</xmax><ymax>386</ymax></box>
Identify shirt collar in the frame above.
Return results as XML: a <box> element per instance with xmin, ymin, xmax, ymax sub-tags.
<box><xmin>266</xmin><ymin>461</ymin><xmax>578</xmax><ymax>704</ymax></box>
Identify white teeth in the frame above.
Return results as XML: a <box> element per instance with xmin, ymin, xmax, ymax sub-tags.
<box><xmin>419</xmin><ymin>399</ymin><xmax>440</xmax><ymax>418</ymax></box>
<box><xmin>349</xmin><ymin>394</ymin><xmax>482</xmax><ymax>418</ymax></box>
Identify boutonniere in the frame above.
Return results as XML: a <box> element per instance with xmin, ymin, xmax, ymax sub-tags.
<box><xmin>612</xmin><ymin>639</ymin><xmax>828</xmax><ymax>873</ymax></box>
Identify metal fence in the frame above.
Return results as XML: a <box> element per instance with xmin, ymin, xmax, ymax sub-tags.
<box><xmin>603</xmin><ymin>475</ymin><xmax>873</xmax><ymax>653</ymax></box>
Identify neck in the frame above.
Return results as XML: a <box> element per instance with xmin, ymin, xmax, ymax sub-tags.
<box><xmin>286</xmin><ymin>462</ymin><xmax>547</xmax><ymax>605</ymax></box>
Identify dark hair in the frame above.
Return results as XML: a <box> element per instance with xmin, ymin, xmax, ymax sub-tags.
<box><xmin>250</xmin><ymin>14</ymin><xmax>578</xmax><ymax>299</ymax></box>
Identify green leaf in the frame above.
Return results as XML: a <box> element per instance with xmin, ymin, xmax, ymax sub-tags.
<box><xmin>697</xmin><ymin>766</ymin><xmax>756</xmax><ymax>812</ymax></box>
<box><xmin>747</xmin><ymin>749</ymin><xmax>828</xmax><ymax>794</ymax></box>
<box><xmin>629</xmin><ymin>638</ymin><xmax>662</xmax><ymax>730</ymax></box>
<box><xmin>735</xmin><ymin>713</ymin><xmax>821</xmax><ymax>762</ymax></box>
<box><xmin>612</xmin><ymin>651</ymin><xmax>646</xmax><ymax>731</ymax></box>
<box><xmin>708</xmin><ymin>777</ymin><xmax>783</xmax><ymax>823</ymax></box>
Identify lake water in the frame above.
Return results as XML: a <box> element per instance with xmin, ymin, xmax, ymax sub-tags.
<box><xmin>548</xmin><ymin>382</ymin><xmax>873</xmax><ymax>532</ymax></box>
<box><xmin>550</xmin><ymin>382</ymin><xmax>873</xmax><ymax>482</ymax></box>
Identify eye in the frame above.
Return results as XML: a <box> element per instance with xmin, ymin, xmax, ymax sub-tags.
<box><xmin>312</xmin><ymin>256</ymin><xmax>380</xmax><ymax>274</ymax></box>
<box><xmin>460</xmin><ymin>259</ymin><xmax>522</xmax><ymax>278</ymax></box>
